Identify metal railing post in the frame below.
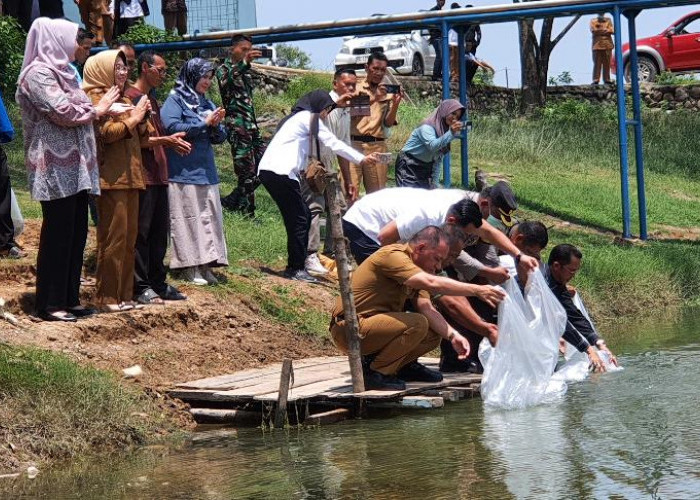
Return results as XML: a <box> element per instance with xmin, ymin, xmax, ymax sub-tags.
<box><xmin>625</xmin><ymin>9</ymin><xmax>648</xmax><ymax>240</ymax></box>
<box><xmin>441</xmin><ymin>20</ymin><xmax>452</xmax><ymax>187</ymax></box>
<box><xmin>612</xmin><ymin>6</ymin><xmax>632</xmax><ymax>239</ymax></box>
<box><xmin>457</xmin><ymin>26</ymin><xmax>469</xmax><ymax>189</ymax></box>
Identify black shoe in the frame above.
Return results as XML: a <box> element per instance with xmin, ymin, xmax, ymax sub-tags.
<box><xmin>221</xmin><ymin>191</ymin><xmax>242</xmax><ymax>212</ymax></box>
<box><xmin>398</xmin><ymin>361</ymin><xmax>444</xmax><ymax>382</ymax></box>
<box><xmin>67</xmin><ymin>306</ymin><xmax>98</xmax><ymax>318</ymax></box>
<box><xmin>364</xmin><ymin>369</ymin><xmax>406</xmax><ymax>391</ymax></box>
<box><xmin>37</xmin><ymin>310</ymin><xmax>77</xmax><ymax>322</ymax></box>
<box><xmin>439</xmin><ymin>357</ymin><xmax>483</xmax><ymax>374</ymax></box>
<box><xmin>283</xmin><ymin>268</ymin><xmax>319</xmax><ymax>284</ymax></box>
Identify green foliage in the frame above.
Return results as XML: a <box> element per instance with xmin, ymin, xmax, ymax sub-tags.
<box><xmin>472</xmin><ymin>68</ymin><xmax>494</xmax><ymax>86</ymax></box>
<box><xmin>541</xmin><ymin>99</ymin><xmax>617</xmax><ymax>123</ymax></box>
<box><xmin>0</xmin><ymin>16</ymin><xmax>27</xmax><ymax>97</ymax></box>
<box><xmin>654</xmin><ymin>71</ymin><xmax>697</xmax><ymax>86</ymax></box>
<box><xmin>0</xmin><ymin>344</ymin><xmax>165</xmax><ymax>460</ymax></box>
<box><xmin>274</xmin><ymin>43</ymin><xmax>311</xmax><ymax>70</ymax></box>
<box><xmin>115</xmin><ymin>23</ymin><xmax>183</xmax><ymax>99</ymax></box>
<box><xmin>285</xmin><ymin>73</ymin><xmax>333</xmax><ymax>102</ymax></box>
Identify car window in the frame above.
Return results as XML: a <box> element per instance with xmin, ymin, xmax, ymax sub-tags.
<box><xmin>678</xmin><ymin>17</ymin><xmax>700</xmax><ymax>34</ymax></box>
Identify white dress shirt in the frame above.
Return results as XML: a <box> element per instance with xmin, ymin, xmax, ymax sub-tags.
<box><xmin>258</xmin><ymin>110</ymin><xmax>365</xmax><ymax>182</ymax></box>
<box><xmin>120</xmin><ymin>0</ymin><xmax>144</xmax><ymax>18</ymax></box>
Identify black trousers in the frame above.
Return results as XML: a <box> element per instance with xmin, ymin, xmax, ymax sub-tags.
<box><xmin>342</xmin><ymin>220</ymin><xmax>380</xmax><ymax>265</ymax></box>
<box><xmin>36</xmin><ymin>191</ymin><xmax>89</xmax><ymax>313</ymax></box>
<box><xmin>0</xmin><ymin>146</ymin><xmax>17</xmax><ymax>251</ymax></box>
<box><xmin>440</xmin><ymin>296</ymin><xmax>497</xmax><ymax>368</ymax></box>
<box><xmin>259</xmin><ymin>170</ymin><xmax>310</xmax><ymax>271</ymax></box>
<box><xmin>2</xmin><ymin>0</ymin><xmax>32</xmax><ymax>31</ymax></box>
<box><xmin>430</xmin><ymin>37</ymin><xmax>443</xmax><ymax>79</ymax></box>
<box><xmin>134</xmin><ymin>184</ymin><xmax>169</xmax><ymax>296</ymax></box>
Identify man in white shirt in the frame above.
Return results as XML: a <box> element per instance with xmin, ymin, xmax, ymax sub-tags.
<box><xmin>114</xmin><ymin>0</ymin><xmax>147</xmax><ymax>39</ymax></box>
<box><xmin>302</xmin><ymin>68</ymin><xmax>357</xmax><ymax>276</ymax></box>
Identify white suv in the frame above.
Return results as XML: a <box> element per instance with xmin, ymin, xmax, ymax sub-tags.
<box><xmin>334</xmin><ymin>30</ymin><xmax>436</xmax><ymax>76</ymax></box>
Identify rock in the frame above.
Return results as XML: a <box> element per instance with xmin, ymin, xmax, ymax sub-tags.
<box><xmin>122</xmin><ymin>365</ymin><xmax>143</xmax><ymax>379</ymax></box>
<box><xmin>662</xmin><ymin>92</ymin><xmax>674</xmax><ymax>102</ymax></box>
<box><xmin>675</xmin><ymin>87</ymin><xmax>689</xmax><ymax>100</ymax></box>
<box><xmin>47</xmin><ymin>335</ymin><xmax>57</xmax><ymax>342</ymax></box>
<box><xmin>689</xmin><ymin>86</ymin><xmax>700</xmax><ymax>99</ymax></box>
<box><xmin>26</xmin><ymin>466</ymin><xmax>39</xmax><ymax>479</ymax></box>
<box><xmin>651</xmin><ymin>91</ymin><xmax>663</xmax><ymax>102</ymax></box>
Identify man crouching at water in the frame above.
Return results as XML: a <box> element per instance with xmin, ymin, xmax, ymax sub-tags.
<box><xmin>544</xmin><ymin>244</ymin><xmax>619</xmax><ymax>372</ymax></box>
<box><xmin>330</xmin><ymin>226</ymin><xmax>505</xmax><ymax>390</ymax></box>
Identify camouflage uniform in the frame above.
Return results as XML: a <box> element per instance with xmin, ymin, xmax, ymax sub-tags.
<box><xmin>216</xmin><ymin>59</ymin><xmax>266</xmax><ymax>216</ymax></box>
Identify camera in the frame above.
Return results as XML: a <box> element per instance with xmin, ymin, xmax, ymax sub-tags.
<box><xmin>255</xmin><ymin>47</ymin><xmax>274</xmax><ymax>59</ymax></box>
<box><xmin>383</xmin><ymin>84</ymin><xmax>401</xmax><ymax>94</ymax></box>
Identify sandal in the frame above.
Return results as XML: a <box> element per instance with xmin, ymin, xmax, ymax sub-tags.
<box><xmin>123</xmin><ymin>300</ymin><xmax>145</xmax><ymax>310</ymax></box>
<box><xmin>135</xmin><ymin>288</ymin><xmax>165</xmax><ymax>305</ymax></box>
<box><xmin>156</xmin><ymin>284</ymin><xmax>187</xmax><ymax>301</ymax></box>
<box><xmin>37</xmin><ymin>310</ymin><xmax>77</xmax><ymax>322</ymax></box>
<box><xmin>101</xmin><ymin>302</ymin><xmax>134</xmax><ymax>313</ymax></box>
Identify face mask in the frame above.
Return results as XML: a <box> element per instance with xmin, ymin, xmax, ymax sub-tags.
<box><xmin>487</xmin><ymin>215</ymin><xmax>507</xmax><ymax>233</ymax></box>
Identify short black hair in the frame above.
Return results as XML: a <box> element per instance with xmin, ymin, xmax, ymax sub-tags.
<box><xmin>442</xmin><ymin>223</ymin><xmax>468</xmax><ymax>248</ymax></box>
<box><xmin>231</xmin><ymin>34</ymin><xmax>253</xmax><ymax>46</ymax></box>
<box><xmin>514</xmin><ymin>221</ymin><xmax>548</xmax><ymax>249</ymax></box>
<box><xmin>367</xmin><ymin>51</ymin><xmax>389</xmax><ymax>66</ymax></box>
<box><xmin>446</xmin><ymin>199</ymin><xmax>483</xmax><ymax>229</ymax></box>
<box><xmin>77</xmin><ymin>28</ymin><xmax>96</xmax><ymax>42</ymax></box>
<box><xmin>548</xmin><ymin>244</ymin><xmax>583</xmax><ymax>266</ymax></box>
<box><xmin>112</xmin><ymin>41</ymin><xmax>135</xmax><ymax>51</ymax></box>
<box><xmin>333</xmin><ymin>68</ymin><xmax>356</xmax><ymax>80</ymax></box>
<box><xmin>410</xmin><ymin>225</ymin><xmax>448</xmax><ymax>248</ymax></box>
<box><xmin>451</xmin><ymin>2</ymin><xmax>461</xmax><ymax>8</ymax></box>
<box><xmin>136</xmin><ymin>50</ymin><xmax>159</xmax><ymax>76</ymax></box>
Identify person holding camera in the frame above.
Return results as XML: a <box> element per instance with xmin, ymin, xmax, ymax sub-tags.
<box><xmin>395</xmin><ymin>99</ymin><xmax>465</xmax><ymax>189</ymax></box>
<box><xmin>83</xmin><ymin>49</ymin><xmax>151</xmax><ymax>312</ymax></box>
<box><xmin>350</xmin><ymin>52</ymin><xmax>402</xmax><ymax>194</ymax></box>
<box><xmin>216</xmin><ymin>34</ymin><xmax>266</xmax><ymax>218</ymax></box>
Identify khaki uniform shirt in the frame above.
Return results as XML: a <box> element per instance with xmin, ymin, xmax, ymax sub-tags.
<box><xmin>590</xmin><ymin>17</ymin><xmax>614</xmax><ymax>50</ymax></box>
<box><xmin>332</xmin><ymin>244</ymin><xmax>430</xmax><ymax>320</ymax></box>
<box><xmin>351</xmin><ymin>79</ymin><xmax>392</xmax><ymax>139</ymax></box>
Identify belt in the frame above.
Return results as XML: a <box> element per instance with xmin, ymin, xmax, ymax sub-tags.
<box><xmin>351</xmin><ymin>135</ymin><xmax>385</xmax><ymax>143</ymax></box>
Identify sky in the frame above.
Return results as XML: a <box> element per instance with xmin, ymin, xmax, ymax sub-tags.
<box><xmin>253</xmin><ymin>0</ymin><xmax>696</xmax><ymax>86</ymax></box>
<box><xmin>60</xmin><ymin>0</ymin><xmax>696</xmax><ymax>86</ymax></box>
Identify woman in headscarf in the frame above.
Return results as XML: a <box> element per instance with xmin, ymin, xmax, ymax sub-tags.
<box><xmin>160</xmin><ymin>57</ymin><xmax>228</xmax><ymax>286</ymax></box>
<box><xmin>395</xmin><ymin>99</ymin><xmax>465</xmax><ymax>189</ymax></box>
<box><xmin>258</xmin><ymin>89</ymin><xmax>379</xmax><ymax>284</ymax></box>
<box><xmin>83</xmin><ymin>49</ymin><xmax>151</xmax><ymax>312</ymax></box>
<box><xmin>16</xmin><ymin>17</ymin><xmax>121</xmax><ymax>322</ymax></box>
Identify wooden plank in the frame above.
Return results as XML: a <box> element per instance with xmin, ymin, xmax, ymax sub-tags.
<box><xmin>303</xmin><ymin>408</ymin><xmax>351</xmax><ymax>426</ymax></box>
<box><xmin>214</xmin><ymin>363</ymin><xmax>351</xmax><ymax>398</ymax></box>
<box><xmin>371</xmin><ymin>396</ymin><xmax>445</xmax><ymax>409</ymax></box>
<box><xmin>255</xmin><ymin>375</ymin><xmax>354</xmax><ymax>402</ymax></box>
<box><xmin>190</xmin><ymin>408</ymin><xmax>261</xmax><ymax>425</ymax></box>
<box><xmin>176</xmin><ymin>356</ymin><xmax>348</xmax><ymax>390</ymax></box>
<box><xmin>423</xmin><ymin>389</ymin><xmax>460</xmax><ymax>402</ymax></box>
<box><xmin>168</xmin><ymin>389</ymin><xmax>231</xmax><ymax>402</ymax></box>
<box><xmin>273</xmin><ymin>359</ymin><xmax>293</xmax><ymax>428</ymax></box>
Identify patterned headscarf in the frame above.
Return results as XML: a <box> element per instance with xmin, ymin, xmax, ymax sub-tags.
<box><xmin>18</xmin><ymin>17</ymin><xmax>80</xmax><ymax>87</ymax></box>
<box><xmin>421</xmin><ymin>99</ymin><xmax>465</xmax><ymax>154</ymax></box>
<box><xmin>172</xmin><ymin>58</ymin><xmax>216</xmax><ymax>110</ymax></box>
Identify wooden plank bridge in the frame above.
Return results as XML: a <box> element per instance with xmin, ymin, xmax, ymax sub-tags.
<box><xmin>169</xmin><ymin>356</ymin><xmax>482</xmax><ymax>427</ymax></box>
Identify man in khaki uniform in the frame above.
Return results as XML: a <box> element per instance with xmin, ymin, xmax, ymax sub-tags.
<box><xmin>330</xmin><ymin>226</ymin><xmax>504</xmax><ymax>390</ymax></box>
<box><xmin>590</xmin><ymin>13</ymin><xmax>614</xmax><ymax>85</ymax></box>
<box><xmin>350</xmin><ymin>52</ymin><xmax>402</xmax><ymax>193</ymax></box>
<box><xmin>76</xmin><ymin>0</ymin><xmax>112</xmax><ymax>45</ymax></box>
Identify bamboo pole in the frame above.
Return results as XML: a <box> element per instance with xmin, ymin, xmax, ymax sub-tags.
<box><xmin>325</xmin><ymin>173</ymin><xmax>365</xmax><ymax>394</ymax></box>
<box><xmin>273</xmin><ymin>359</ymin><xmax>293</xmax><ymax>428</ymax></box>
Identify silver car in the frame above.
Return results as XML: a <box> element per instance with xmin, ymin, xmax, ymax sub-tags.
<box><xmin>334</xmin><ymin>30</ymin><xmax>436</xmax><ymax>76</ymax></box>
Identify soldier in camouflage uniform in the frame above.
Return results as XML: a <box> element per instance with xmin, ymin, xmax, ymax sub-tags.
<box><xmin>216</xmin><ymin>34</ymin><xmax>265</xmax><ymax>217</ymax></box>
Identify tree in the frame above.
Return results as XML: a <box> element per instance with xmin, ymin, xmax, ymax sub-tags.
<box><xmin>514</xmin><ymin>0</ymin><xmax>581</xmax><ymax>113</ymax></box>
<box><xmin>275</xmin><ymin>43</ymin><xmax>312</xmax><ymax>70</ymax></box>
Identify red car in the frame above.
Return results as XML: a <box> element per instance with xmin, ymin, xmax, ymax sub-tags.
<box><xmin>612</xmin><ymin>10</ymin><xmax>700</xmax><ymax>82</ymax></box>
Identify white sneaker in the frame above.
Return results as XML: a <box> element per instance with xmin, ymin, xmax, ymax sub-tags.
<box><xmin>305</xmin><ymin>253</ymin><xmax>329</xmax><ymax>276</ymax></box>
<box><xmin>200</xmin><ymin>266</ymin><xmax>219</xmax><ymax>285</ymax></box>
<box><xmin>182</xmin><ymin>266</ymin><xmax>208</xmax><ymax>286</ymax></box>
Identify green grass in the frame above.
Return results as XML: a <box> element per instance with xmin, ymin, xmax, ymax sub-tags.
<box><xmin>0</xmin><ymin>344</ymin><xmax>173</xmax><ymax>464</ymax></box>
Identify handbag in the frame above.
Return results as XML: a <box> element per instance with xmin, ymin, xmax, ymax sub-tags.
<box><xmin>304</xmin><ymin>113</ymin><xmax>328</xmax><ymax>194</ymax></box>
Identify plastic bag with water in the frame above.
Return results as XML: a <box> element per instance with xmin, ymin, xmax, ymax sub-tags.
<box><xmin>10</xmin><ymin>188</ymin><xmax>24</xmax><ymax>238</ymax></box>
<box><xmin>479</xmin><ymin>269</ymin><xmax>568</xmax><ymax>409</ymax></box>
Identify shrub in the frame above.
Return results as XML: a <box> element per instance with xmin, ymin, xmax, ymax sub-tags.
<box><xmin>274</xmin><ymin>43</ymin><xmax>311</xmax><ymax>70</ymax></box>
<box><xmin>654</xmin><ymin>71</ymin><xmax>697</xmax><ymax>86</ymax></box>
<box><xmin>0</xmin><ymin>16</ymin><xmax>27</xmax><ymax>97</ymax></box>
<box><xmin>285</xmin><ymin>73</ymin><xmax>333</xmax><ymax>102</ymax></box>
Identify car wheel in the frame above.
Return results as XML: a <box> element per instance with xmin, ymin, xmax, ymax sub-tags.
<box><xmin>625</xmin><ymin>55</ymin><xmax>658</xmax><ymax>83</ymax></box>
<box><xmin>411</xmin><ymin>55</ymin><xmax>424</xmax><ymax>76</ymax></box>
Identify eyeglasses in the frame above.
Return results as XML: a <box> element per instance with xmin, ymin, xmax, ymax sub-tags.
<box><xmin>149</xmin><ymin>65</ymin><xmax>167</xmax><ymax>76</ymax></box>
<box><xmin>115</xmin><ymin>64</ymin><xmax>129</xmax><ymax>74</ymax></box>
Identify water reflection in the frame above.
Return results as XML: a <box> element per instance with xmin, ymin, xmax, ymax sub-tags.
<box><xmin>4</xmin><ymin>309</ymin><xmax>700</xmax><ymax>499</ymax></box>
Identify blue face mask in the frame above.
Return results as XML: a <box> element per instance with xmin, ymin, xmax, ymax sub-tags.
<box><xmin>487</xmin><ymin>215</ymin><xmax>507</xmax><ymax>233</ymax></box>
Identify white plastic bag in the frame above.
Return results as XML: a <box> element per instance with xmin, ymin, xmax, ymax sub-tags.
<box><xmin>479</xmin><ymin>269</ymin><xmax>568</xmax><ymax>409</ymax></box>
<box><xmin>10</xmin><ymin>188</ymin><xmax>23</xmax><ymax>238</ymax></box>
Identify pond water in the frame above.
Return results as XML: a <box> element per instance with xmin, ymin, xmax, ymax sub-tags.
<box><xmin>5</xmin><ymin>308</ymin><xmax>700</xmax><ymax>499</ymax></box>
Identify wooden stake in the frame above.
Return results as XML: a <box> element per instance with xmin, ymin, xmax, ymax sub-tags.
<box><xmin>273</xmin><ymin>359</ymin><xmax>293</xmax><ymax>428</ymax></box>
<box><xmin>325</xmin><ymin>173</ymin><xmax>365</xmax><ymax>394</ymax></box>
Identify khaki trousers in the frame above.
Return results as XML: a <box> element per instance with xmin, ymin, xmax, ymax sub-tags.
<box><xmin>79</xmin><ymin>0</ymin><xmax>106</xmax><ymax>43</ymax></box>
<box><xmin>96</xmin><ymin>189</ymin><xmax>140</xmax><ymax>304</ymax></box>
<box><xmin>592</xmin><ymin>49</ymin><xmax>613</xmax><ymax>83</ymax></box>
<box><xmin>331</xmin><ymin>312</ymin><xmax>441</xmax><ymax>375</ymax></box>
<box><xmin>350</xmin><ymin>141</ymin><xmax>388</xmax><ymax>194</ymax></box>
<box><xmin>163</xmin><ymin>11</ymin><xmax>188</xmax><ymax>36</ymax></box>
